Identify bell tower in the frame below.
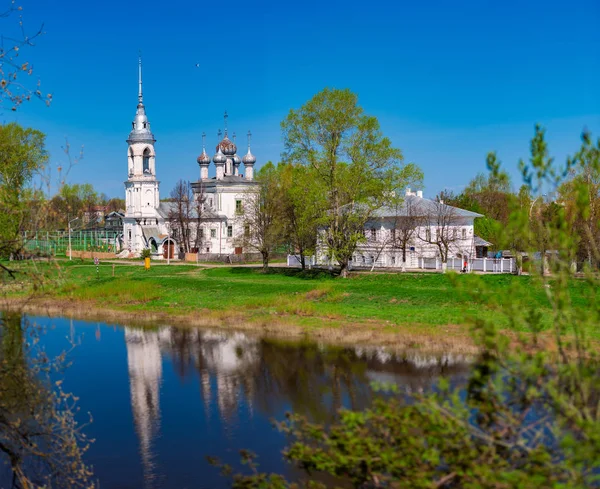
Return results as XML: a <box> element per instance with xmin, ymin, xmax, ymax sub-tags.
<box><xmin>125</xmin><ymin>55</ymin><xmax>160</xmax><ymax>218</ymax></box>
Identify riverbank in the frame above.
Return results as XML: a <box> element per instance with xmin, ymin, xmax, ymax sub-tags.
<box><xmin>0</xmin><ymin>260</ymin><xmax>591</xmax><ymax>352</ymax></box>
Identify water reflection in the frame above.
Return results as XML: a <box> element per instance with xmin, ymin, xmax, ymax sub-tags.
<box><xmin>123</xmin><ymin>325</ymin><xmax>471</xmax><ymax>486</ymax></box>
<box><xmin>10</xmin><ymin>317</ymin><xmax>471</xmax><ymax>489</ymax></box>
<box><xmin>125</xmin><ymin>328</ymin><xmax>165</xmax><ymax>486</ymax></box>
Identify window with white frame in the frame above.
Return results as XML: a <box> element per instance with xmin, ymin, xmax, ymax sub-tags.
<box><xmin>227</xmin><ymin>225</ymin><xmax>233</xmax><ymax>238</ymax></box>
<box><xmin>462</xmin><ymin>228</ymin><xmax>467</xmax><ymax>240</ymax></box>
<box><xmin>210</xmin><ymin>228</ymin><xmax>216</xmax><ymax>239</ymax></box>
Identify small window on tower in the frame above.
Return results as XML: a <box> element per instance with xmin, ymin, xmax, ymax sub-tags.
<box><xmin>143</xmin><ymin>148</ymin><xmax>150</xmax><ymax>173</ymax></box>
<box><xmin>210</xmin><ymin>228</ymin><xmax>216</xmax><ymax>239</ymax></box>
<box><xmin>227</xmin><ymin>225</ymin><xmax>233</xmax><ymax>238</ymax></box>
<box><xmin>235</xmin><ymin>199</ymin><xmax>242</xmax><ymax>214</ymax></box>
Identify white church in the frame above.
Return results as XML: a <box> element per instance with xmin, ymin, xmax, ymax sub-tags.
<box><xmin>122</xmin><ymin>58</ymin><xmax>258</xmax><ymax>259</ymax></box>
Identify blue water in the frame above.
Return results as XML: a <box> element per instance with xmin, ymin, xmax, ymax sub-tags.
<box><xmin>2</xmin><ymin>315</ymin><xmax>471</xmax><ymax>488</ymax></box>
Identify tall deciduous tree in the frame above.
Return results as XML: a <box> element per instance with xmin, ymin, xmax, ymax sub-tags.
<box><xmin>168</xmin><ymin>179</ymin><xmax>194</xmax><ymax>254</ymax></box>
<box><xmin>237</xmin><ymin>162</ymin><xmax>283</xmax><ymax>271</ymax></box>
<box><xmin>282</xmin><ymin>88</ymin><xmax>422</xmax><ymax>277</ymax></box>
<box><xmin>0</xmin><ymin>122</ymin><xmax>47</xmax><ymax>261</ymax></box>
<box><xmin>278</xmin><ymin>163</ymin><xmax>324</xmax><ymax>270</ymax></box>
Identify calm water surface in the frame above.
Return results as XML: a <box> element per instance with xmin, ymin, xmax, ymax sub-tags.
<box><xmin>4</xmin><ymin>315</ymin><xmax>472</xmax><ymax>488</ymax></box>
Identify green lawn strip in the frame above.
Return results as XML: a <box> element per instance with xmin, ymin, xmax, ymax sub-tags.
<box><xmin>1</xmin><ymin>262</ymin><xmax>594</xmax><ymax>338</ymax></box>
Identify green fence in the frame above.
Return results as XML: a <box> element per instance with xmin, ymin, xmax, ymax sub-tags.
<box><xmin>22</xmin><ymin>230</ymin><xmax>121</xmax><ymax>256</ymax></box>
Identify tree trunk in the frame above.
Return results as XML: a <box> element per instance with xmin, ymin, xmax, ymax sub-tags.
<box><xmin>402</xmin><ymin>247</ymin><xmax>407</xmax><ymax>272</ymax></box>
<box><xmin>262</xmin><ymin>251</ymin><xmax>269</xmax><ymax>272</ymax></box>
<box><xmin>300</xmin><ymin>253</ymin><xmax>306</xmax><ymax>270</ymax></box>
<box><xmin>441</xmin><ymin>261</ymin><xmax>448</xmax><ymax>273</ymax></box>
<box><xmin>339</xmin><ymin>260</ymin><xmax>349</xmax><ymax>278</ymax></box>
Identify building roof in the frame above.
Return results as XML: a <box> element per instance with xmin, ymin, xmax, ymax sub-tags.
<box><xmin>372</xmin><ymin>194</ymin><xmax>483</xmax><ymax>219</ymax></box>
<box><xmin>474</xmin><ymin>235</ymin><xmax>493</xmax><ymax>247</ymax></box>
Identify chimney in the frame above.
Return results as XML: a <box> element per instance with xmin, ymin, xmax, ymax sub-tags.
<box><xmin>405</xmin><ymin>187</ymin><xmax>412</xmax><ymax>196</ymax></box>
<box><xmin>416</xmin><ymin>190</ymin><xmax>423</xmax><ymax>198</ymax></box>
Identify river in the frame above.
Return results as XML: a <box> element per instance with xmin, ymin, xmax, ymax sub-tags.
<box><xmin>0</xmin><ymin>314</ymin><xmax>472</xmax><ymax>488</ymax></box>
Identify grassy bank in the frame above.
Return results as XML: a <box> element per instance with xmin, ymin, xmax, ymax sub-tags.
<box><xmin>0</xmin><ymin>260</ymin><xmax>594</xmax><ymax>349</ymax></box>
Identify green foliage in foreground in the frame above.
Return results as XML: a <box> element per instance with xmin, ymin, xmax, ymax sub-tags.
<box><xmin>209</xmin><ymin>127</ymin><xmax>600</xmax><ymax>488</ymax></box>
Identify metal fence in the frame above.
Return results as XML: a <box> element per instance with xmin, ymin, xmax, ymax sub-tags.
<box><xmin>21</xmin><ymin>230</ymin><xmax>121</xmax><ymax>256</ymax></box>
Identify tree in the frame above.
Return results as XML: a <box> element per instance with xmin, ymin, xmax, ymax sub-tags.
<box><xmin>442</xmin><ymin>153</ymin><xmax>512</xmax><ymax>247</ymax></box>
<box><xmin>0</xmin><ymin>122</ymin><xmax>47</xmax><ymax>262</ymax></box>
<box><xmin>237</xmin><ymin>162</ymin><xmax>283</xmax><ymax>271</ymax></box>
<box><xmin>390</xmin><ymin>196</ymin><xmax>423</xmax><ymax>272</ymax></box>
<box><xmin>282</xmin><ymin>88</ymin><xmax>422</xmax><ymax>278</ymax></box>
<box><xmin>168</xmin><ymin>179</ymin><xmax>194</xmax><ymax>254</ymax></box>
<box><xmin>0</xmin><ymin>2</ymin><xmax>51</xmax><ymax>111</ymax></box>
<box><xmin>418</xmin><ymin>197</ymin><xmax>463</xmax><ymax>272</ymax></box>
<box><xmin>560</xmin><ymin>131</ymin><xmax>600</xmax><ymax>270</ymax></box>
<box><xmin>278</xmin><ymin>163</ymin><xmax>324</xmax><ymax>270</ymax></box>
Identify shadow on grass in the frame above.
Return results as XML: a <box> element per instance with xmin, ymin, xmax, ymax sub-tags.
<box><xmin>226</xmin><ymin>266</ymin><xmax>338</xmax><ymax>280</ymax></box>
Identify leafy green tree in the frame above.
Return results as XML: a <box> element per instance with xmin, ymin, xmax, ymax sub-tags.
<box><xmin>278</xmin><ymin>163</ymin><xmax>324</xmax><ymax>270</ymax></box>
<box><xmin>282</xmin><ymin>88</ymin><xmax>422</xmax><ymax>277</ymax></box>
<box><xmin>0</xmin><ymin>123</ymin><xmax>47</xmax><ymax>262</ymax></box>
<box><xmin>560</xmin><ymin>131</ymin><xmax>600</xmax><ymax>269</ymax></box>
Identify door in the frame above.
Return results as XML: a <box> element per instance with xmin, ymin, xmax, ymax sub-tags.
<box><xmin>163</xmin><ymin>240</ymin><xmax>174</xmax><ymax>259</ymax></box>
<box><xmin>234</xmin><ymin>247</ymin><xmax>243</xmax><ymax>255</ymax></box>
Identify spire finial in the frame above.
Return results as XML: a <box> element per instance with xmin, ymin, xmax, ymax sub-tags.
<box><xmin>202</xmin><ymin>131</ymin><xmax>206</xmax><ymax>151</ymax></box>
<box><xmin>138</xmin><ymin>51</ymin><xmax>143</xmax><ymax>104</ymax></box>
<box><xmin>247</xmin><ymin>130</ymin><xmax>252</xmax><ymax>150</ymax></box>
<box><xmin>224</xmin><ymin>111</ymin><xmax>228</xmax><ymax>136</ymax></box>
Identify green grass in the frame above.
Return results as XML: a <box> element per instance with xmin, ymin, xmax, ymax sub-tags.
<box><xmin>2</xmin><ymin>260</ymin><xmax>592</xmax><ymax>339</ymax></box>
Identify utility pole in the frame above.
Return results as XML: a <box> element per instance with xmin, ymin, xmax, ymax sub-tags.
<box><xmin>68</xmin><ymin>217</ymin><xmax>79</xmax><ymax>260</ymax></box>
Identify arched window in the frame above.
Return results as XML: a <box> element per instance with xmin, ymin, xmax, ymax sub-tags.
<box><xmin>143</xmin><ymin>148</ymin><xmax>150</xmax><ymax>173</ymax></box>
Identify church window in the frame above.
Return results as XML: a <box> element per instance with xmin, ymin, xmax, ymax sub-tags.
<box><xmin>143</xmin><ymin>148</ymin><xmax>150</xmax><ymax>173</ymax></box>
<box><xmin>227</xmin><ymin>225</ymin><xmax>233</xmax><ymax>238</ymax></box>
<box><xmin>235</xmin><ymin>199</ymin><xmax>242</xmax><ymax>214</ymax></box>
<box><xmin>426</xmin><ymin>228</ymin><xmax>431</xmax><ymax>241</ymax></box>
<box><xmin>210</xmin><ymin>228</ymin><xmax>216</xmax><ymax>239</ymax></box>
<box><xmin>244</xmin><ymin>225</ymin><xmax>250</xmax><ymax>237</ymax></box>
<box><xmin>370</xmin><ymin>229</ymin><xmax>376</xmax><ymax>240</ymax></box>
<box><xmin>391</xmin><ymin>256</ymin><xmax>396</xmax><ymax>265</ymax></box>
<box><xmin>199</xmin><ymin>228</ymin><xmax>204</xmax><ymax>238</ymax></box>
<box><xmin>128</xmin><ymin>230</ymin><xmax>132</xmax><ymax>240</ymax></box>
<box><xmin>462</xmin><ymin>228</ymin><xmax>467</xmax><ymax>240</ymax></box>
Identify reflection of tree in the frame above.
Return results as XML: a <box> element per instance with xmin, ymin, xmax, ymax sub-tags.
<box><xmin>0</xmin><ymin>313</ymin><xmax>93</xmax><ymax>488</ymax></box>
<box><xmin>250</xmin><ymin>340</ymin><xmax>372</xmax><ymax>423</ymax></box>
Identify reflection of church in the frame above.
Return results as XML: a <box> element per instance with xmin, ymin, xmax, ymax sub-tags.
<box><xmin>122</xmin><ymin>57</ymin><xmax>259</xmax><ymax>258</ymax></box>
<box><xmin>124</xmin><ymin>328</ymin><xmax>168</xmax><ymax>485</ymax></box>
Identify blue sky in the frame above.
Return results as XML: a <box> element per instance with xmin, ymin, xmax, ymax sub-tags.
<box><xmin>4</xmin><ymin>0</ymin><xmax>599</xmax><ymax>199</ymax></box>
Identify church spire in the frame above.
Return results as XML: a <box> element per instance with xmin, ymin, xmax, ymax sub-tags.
<box><xmin>138</xmin><ymin>52</ymin><xmax>143</xmax><ymax>105</ymax></box>
<box><xmin>127</xmin><ymin>54</ymin><xmax>155</xmax><ymax>144</ymax></box>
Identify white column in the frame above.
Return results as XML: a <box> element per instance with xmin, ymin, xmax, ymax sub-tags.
<box><xmin>483</xmin><ymin>258</ymin><xmax>487</xmax><ymax>272</ymax></box>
